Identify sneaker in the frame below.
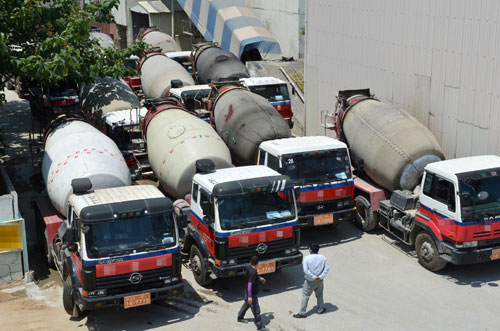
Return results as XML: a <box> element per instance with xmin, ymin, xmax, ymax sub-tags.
<box><xmin>293</xmin><ymin>313</ymin><xmax>306</xmax><ymax>319</ymax></box>
<box><xmin>257</xmin><ymin>327</ymin><xmax>268</xmax><ymax>331</ymax></box>
<box><xmin>237</xmin><ymin>317</ymin><xmax>245</xmax><ymax>322</ymax></box>
<box><xmin>317</xmin><ymin>308</ymin><xmax>326</xmax><ymax>314</ymax></box>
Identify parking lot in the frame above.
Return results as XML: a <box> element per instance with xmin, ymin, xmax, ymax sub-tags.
<box><xmin>1</xmin><ymin>92</ymin><xmax>500</xmax><ymax>331</ymax></box>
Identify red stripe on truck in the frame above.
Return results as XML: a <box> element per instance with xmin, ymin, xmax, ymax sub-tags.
<box><xmin>96</xmin><ymin>254</ymin><xmax>172</xmax><ymax>277</ymax></box>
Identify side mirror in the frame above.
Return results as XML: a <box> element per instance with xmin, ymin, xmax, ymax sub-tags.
<box><xmin>294</xmin><ymin>187</ymin><xmax>301</xmax><ymax>200</ymax></box>
<box><xmin>62</xmin><ymin>226</ymin><xmax>78</xmax><ymax>244</ymax></box>
<box><xmin>356</xmin><ymin>159</ymin><xmax>364</xmax><ymax>172</ymax></box>
<box><xmin>291</xmin><ymin>87</ymin><xmax>296</xmax><ymax>95</ymax></box>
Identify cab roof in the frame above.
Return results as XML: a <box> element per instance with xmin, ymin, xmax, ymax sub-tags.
<box><xmin>425</xmin><ymin>155</ymin><xmax>500</xmax><ymax>175</ymax></box>
<box><xmin>103</xmin><ymin>107</ymin><xmax>148</xmax><ymax>128</ymax></box>
<box><xmin>70</xmin><ymin>185</ymin><xmax>166</xmax><ymax>217</ymax></box>
<box><xmin>240</xmin><ymin>77</ymin><xmax>285</xmax><ymax>86</ymax></box>
<box><xmin>194</xmin><ymin>165</ymin><xmax>290</xmax><ymax>195</ymax></box>
<box><xmin>260</xmin><ymin>136</ymin><xmax>348</xmax><ymax>156</ymax></box>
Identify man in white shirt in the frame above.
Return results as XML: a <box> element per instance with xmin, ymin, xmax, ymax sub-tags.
<box><xmin>293</xmin><ymin>243</ymin><xmax>329</xmax><ymax>318</ymax></box>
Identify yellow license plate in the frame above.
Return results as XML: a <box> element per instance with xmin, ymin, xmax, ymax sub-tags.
<box><xmin>314</xmin><ymin>214</ymin><xmax>334</xmax><ymax>226</ymax></box>
<box><xmin>124</xmin><ymin>292</ymin><xmax>151</xmax><ymax>309</ymax></box>
<box><xmin>491</xmin><ymin>248</ymin><xmax>500</xmax><ymax>260</ymax></box>
<box><xmin>257</xmin><ymin>260</ymin><xmax>276</xmax><ymax>275</ymax></box>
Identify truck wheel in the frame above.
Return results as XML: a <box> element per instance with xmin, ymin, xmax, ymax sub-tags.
<box><xmin>63</xmin><ymin>276</ymin><xmax>81</xmax><ymax>317</ymax></box>
<box><xmin>190</xmin><ymin>245</ymin><xmax>211</xmax><ymax>286</ymax></box>
<box><xmin>415</xmin><ymin>232</ymin><xmax>447</xmax><ymax>272</ymax></box>
<box><xmin>354</xmin><ymin>196</ymin><xmax>378</xmax><ymax>231</ymax></box>
<box><xmin>44</xmin><ymin>229</ymin><xmax>55</xmax><ymax>269</ymax></box>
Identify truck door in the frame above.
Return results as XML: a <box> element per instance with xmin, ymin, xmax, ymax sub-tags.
<box><xmin>199</xmin><ymin>189</ymin><xmax>216</xmax><ymax>256</ymax></box>
<box><xmin>420</xmin><ymin>172</ymin><xmax>458</xmax><ymax>234</ymax></box>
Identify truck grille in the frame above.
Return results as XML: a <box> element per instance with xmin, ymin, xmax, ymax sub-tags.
<box><xmin>299</xmin><ymin>198</ymin><xmax>350</xmax><ymax>216</ymax></box>
<box><xmin>95</xmin><ymin>266</ymin><xmax>173</xmax><ymax>296</ymax></box>
<box><xmin>473</xmin><ymin>229</ymin><xmax>500</xmax><ymax>240</ymax></box>
<box><xmin>228</xmin><ymin>238</ymin><xmax>295</xmax><ymax>263</ymax></box>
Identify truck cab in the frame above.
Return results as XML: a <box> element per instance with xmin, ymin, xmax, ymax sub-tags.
<box><xmin>413</xmin><ymin>155</ymin><xmax>500</xmax><ymax>269</ymax></box>
<box><xmin>177</xmin><ymin>160</ymin><xmax>302</xmax><ymax>286</ymax></box>
<box><xmin>35</xmin><ymin>181</ymin><xmax>183</xmax><ymax>317</ymax></box>
<box><xmin>240</xmin><ymin>77</ymin><xmax>294</xmax><ymax>128</ymax></box>
<box><xmin>258</xmin><ymin>136</ymin><xmax>355</xmax><ymax>227</ymax></box>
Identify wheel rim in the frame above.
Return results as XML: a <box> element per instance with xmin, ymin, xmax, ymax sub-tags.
<box><xmin>420</xmin><ymin>240</ymin><xmax>435</xmax><ymax>262</ymax></box>
<box><xmin>191</xmin><ymin>254</ymin><xmax>202</xmax><ymax>277</ymax></box>
<box><xmin>357</xmin><ymin>205</ymin><xmax>367</xmax><ymax>226</ymax></box>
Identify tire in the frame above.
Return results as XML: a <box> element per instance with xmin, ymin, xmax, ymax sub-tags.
<box><xmin>44</xmin><ymin>229</ymin><xmax>56</xmax><ymax>269</ymax></box>
<box><xmin>190</xmin><ymin>245</ymin><xmax>211</xmax><ymax>286</ymax></box>
<box><xmin>415</xmin><ymin>232</ymin><xmax>447</xmax><ymax>272</ymax></box>
<box><xmin>63</xmin><ymin>276</ymin><xmax>80</xmax><ymax>317</ymax></box>
<box><xmin>354</xmin><ymin>196</ymin><xmax>378</xmax><ymax>231</ymax></box>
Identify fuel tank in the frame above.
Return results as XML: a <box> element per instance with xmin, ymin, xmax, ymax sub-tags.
<box><xmin>212</xmin><ymin>87</ymin><xmax>291</xmax><ymax>165</ymax></box>
<box><xmin>193</xmin><ymin>44</ymin><xmax>249</xmax><ymax>84</ymax></box>
<box><xmin>140</xmin><ymin>53</ymin><xmax>194</xmax><ymax>98</ymax></box>
<box><xmin>42</xmin><ymin>117</ymin><xmax>131</xmax><ymax>216</ymax></box>
<box><xmin>142</xmin><ymin>101</ymin><xmax>232</xmax><ymax>198</ymax></box>
<box><xmin>141</xmin><ymin>30</ymin><xmax>181</xmax><ymax>53</ymax></box>
<box><xmin>80</xmin><ymin>77</ymin><xmax>141</xmax><ymax>116</ymax></box>
<box><xmin>342</xmin><ymin>97</ymin><xmax>444</xmax><ymax>191</ymax></box>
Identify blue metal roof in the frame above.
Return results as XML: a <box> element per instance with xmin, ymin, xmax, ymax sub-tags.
<box><xmin>177</xmin><ymin>0</ymin><xmax>282</xmax><ymax>59</ymax></box>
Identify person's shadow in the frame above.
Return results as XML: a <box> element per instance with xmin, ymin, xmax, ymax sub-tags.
<box><xmin>302</xmin><ymin>302</ymin><xmax>339</xmax><ymax>317</ymax></box>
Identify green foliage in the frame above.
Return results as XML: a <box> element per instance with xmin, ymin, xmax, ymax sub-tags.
<box><xmin>0</xmin><ymin>0</ymin><xmax>148</xmax><ymax>104</ymax></box>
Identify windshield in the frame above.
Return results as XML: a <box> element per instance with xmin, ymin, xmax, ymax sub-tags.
<box><xmin>249</xmin><ymin>83</ymin><xmax>290</xmax><ymax>102</ymax></box>
<box><xmin>283</xmin><ymin>150</ymin><xmax>351</xmax><ymax>185</ymax></box>
<box><xmin>217</xmin><ymin>189</ymin><xmax>295</xmax><ymax>230</ymax></box>
<box><xmin>459</xmin><ymin>169</ymin><xmax>500</xmax><ymax>221</ymax></box>
<box><xmin>85</xmin><ymin>214</ymin><xmax>176</xmax><ymax>258</ymax></box>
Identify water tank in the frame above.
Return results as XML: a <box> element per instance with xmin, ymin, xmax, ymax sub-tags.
<box><xmin>80</xmin><ymin>77</ymin><xmax>140</xmax><ymax>116</ymax></box>
<box><xmin>42</xmin><ymin>118</ymin><xmax>131</xmax><ymax>216</ymax></box>
<box><xmin>213</xmin><ymin>87</ymin><xmax>291</xmax><ymax>165</ymax></box>
<box><xmin>143</xmin><ymin>101</ymin><xmax>232</xmax><ymax>198</ymax></box>
<box><xmin>193</xmin><ymin>44</ymin><xmax>249</xmax><ymax>84</ymax></box>
<box><xmin>342</xmin><ymin>98</ymin><xmax>445</xmax><ymax>191</ymax></box>
<box><xmin>140</xmin><ymin>53</ymin><xmax>194</xmax><ymax>98</ymax></box>
<box><xmin>141</xmin><ymin>30</ymin><xmax>181</xmax><ymax>53</ymax></box>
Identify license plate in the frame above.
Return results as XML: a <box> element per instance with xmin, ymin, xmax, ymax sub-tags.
<box><xmin>257</xmin><ymin>260</ymin><xmax>276</xmax><ymax>275</ymax></box>
<box><xmin>491</xmin><ymin>248</ymin><xmax>500</xmax><ymax>260</ymax></box>
<box><xmin>314</xmin><ymin>214</ymin><xmax>334</xmax><ymax>226</ymax></box>
<box><xmin>124</xmin><ymin>292</ymin><xmax>151</xmax><ymax>309</ymax></box>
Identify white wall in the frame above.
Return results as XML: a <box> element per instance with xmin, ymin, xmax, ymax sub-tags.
<box><xmin>305</xmin><ymin>0</ymin><xmax>500</xmax><ymax>159</ymax></box>
<box><xmin>244</xmin><ymin>0</ymin><xmax>305</xmax><ymax>59</ymax></box>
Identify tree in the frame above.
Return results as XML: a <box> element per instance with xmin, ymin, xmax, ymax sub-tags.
<box><xmin>0</xmin><ymin>0</ymin><xmax>147</xmax><ymax>104</ymax></box>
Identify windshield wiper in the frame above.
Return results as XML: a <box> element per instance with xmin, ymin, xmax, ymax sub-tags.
<box><xmin>104</xmin><ymin>249</ymin><xmax>135</xmax><ymax>257</ymax></box>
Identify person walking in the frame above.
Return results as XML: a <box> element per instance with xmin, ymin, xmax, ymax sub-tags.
<box><xmin>293</xmin><ymin>243</ymin><xmax>329</xmax><ymax>318</ymax></box>
<box><xmin>238</xmin><ymin>255</ymin><xmax>267</xmax><ymax>330</ymax></box>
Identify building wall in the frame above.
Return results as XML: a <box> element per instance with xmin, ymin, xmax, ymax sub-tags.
<box><xmin>244</xmin><ymin>0</ymin><xmax>305</xmax><ymax>59</ymax></box>
<box><xmin>305</xmin><ymin>0</ymin><xmax>500</xmax><ymax>159</ymax></box>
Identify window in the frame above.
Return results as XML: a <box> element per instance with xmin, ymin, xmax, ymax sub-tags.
<box><xmin>422</xmin><ymin>173</ymin><xmax>434</xmax><ymax>196</ymax></box>
<box><xmin>192</xmin><ymin>183</ymin><xmax>199</xmax><ymax>203</ymax></box>
<box><xmin>258</xmin><ymin>150</ymin><xmax>266</xmax><ymax>165</ymax></box>
<box><xmin>426</xmin><ymin>175</ymin><xmax>456</xmax><ymax>212</ymax></box>
<box><xmin>267</xmin><ymin>154</ymin><xmax>280</xmax><ymax>171</ymax></box>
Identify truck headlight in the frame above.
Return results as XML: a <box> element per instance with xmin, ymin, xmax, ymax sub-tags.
<box><xmin>456</xmin><ymin>241</ymin><xmax>478</xmax><ymax>248</ymax></box>
<box><xmin>343</xmin><ymin>200</ymin><xmax>350</xmax><ymax>206</ymax></box>
<box><xmin>285</xmin><ymin>248</ymin><xmax>298</xmax><ymax>255</ymax></box>
<box><xmin>337</xmin><ymin>201</ymin><xmax>343</xmax><ymax>208</ymax></box>
<box><xmin>172</xmin><ymin>276</ymin><xmax>179</xmax><ymax>282</ymax></box>
<box><xmin>228</xmin><ymin>258</ymin><xmax>237</xmax><ymax>265</ymax></box>
<box><xmin>164</xmin><ymin>278</ymin><xmax>172</xmax><ymax>284</ymax></box>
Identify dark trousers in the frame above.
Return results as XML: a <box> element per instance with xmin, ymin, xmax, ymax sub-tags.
<box><xmin>238</xmin><ymin>290</ymin><xmax>262</xmax><ymax>328</ymax></box>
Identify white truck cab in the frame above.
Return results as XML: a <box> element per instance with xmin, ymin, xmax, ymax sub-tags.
<box><xmin>168</xmin><ymin>84</ymin><xmax>212</xmax><ymax>121</ymax></box>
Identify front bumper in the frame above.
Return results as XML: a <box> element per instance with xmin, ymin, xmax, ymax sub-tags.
<box><xmin>440</xmin><ymin>243</ymin><xmax>500</xmax><ymax>265</ymax></box>
<box><xmin>210</xmin><ymin>252</ymin><xmax>303</xmax><ymax>278</ymax></box>
<box><xmin>298</xmin><ymin>207</ymin><xmax>355</xmax><ymax>227</ymax></box>
<box><xmin>78</xmin><ymin>280</ymin><xmax>184</xmax><ymax>311</ymax></box>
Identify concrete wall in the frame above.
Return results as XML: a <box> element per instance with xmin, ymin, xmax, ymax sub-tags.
<box><xmin>244</xmin><ymin>0</ymin><xmax>305</xmax><ymax>59</ymax></box>
<box><xmin>305</xmin><ymin>0</ymin><xmax>500</xmax><ymax>159</ymax></box>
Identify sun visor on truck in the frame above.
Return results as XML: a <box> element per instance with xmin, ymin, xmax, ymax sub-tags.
<box><xmin>79</xmin><ymin>198</ymin><xmax>173</xmax><ymax>223</ymax></box>
<box><xmin>212</xmin><ymin>175</ymin><xmax>293</xmax><ymax>198</ymax></box>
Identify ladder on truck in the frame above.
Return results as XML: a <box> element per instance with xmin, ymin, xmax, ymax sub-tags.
<box><xmin>128</xmin><ymin>108</ymin><xmax>153</xmax><ymax>179</ymax></box>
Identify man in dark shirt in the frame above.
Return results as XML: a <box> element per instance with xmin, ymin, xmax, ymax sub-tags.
<box><xmin>237</xmin><ymin>255</ymin><xmax>267</xmax><ymax>330</ymax></box>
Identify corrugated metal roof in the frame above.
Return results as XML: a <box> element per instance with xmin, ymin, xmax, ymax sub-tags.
<box><xmin>177</xmin><ymin>0</ymin><xmax>281</xmax><ymax>59</ymax></box>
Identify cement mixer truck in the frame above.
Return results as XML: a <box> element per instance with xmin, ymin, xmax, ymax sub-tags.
<box><xmin>258</xmin><ymin>136</ymin><xmax>355</xmax><ymax>228</ymax></box>
<box><xmin>33</xmin><ymin>114</ymin><xmax>183</xmax><ymax>317</ymax></box>
<box><xmin>141</xmin><ymin>98</ymin><xmax>302</xmax><ymax>285</ymax></box>
<box><xmin>330</xmin><ymin>89</ymin><xmax>500</xmax><ymax>271</ymax></box>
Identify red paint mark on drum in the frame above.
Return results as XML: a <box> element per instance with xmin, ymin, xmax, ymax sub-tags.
<box><xmin>99</xmin><ymin>151</ymin><xmax>104</xmax><ymax>154</ymax></box>
<box><xmin>58</xmin><ymin>162</ymin><xmax>61</xmax><ymax>166</ymax></box>
<box><xmin>84</xmin><ymin>149</ymin><xmax>88</xmax><ymax>151</ymax></box>
<box><xmin>67</xmin><ymin>155</ymin><xmax>71</xmax><ymax>158</ymax></box>
<box><xmin>50</xmin><ymin>179</ymin><xmax>53</xmax><ymax>183</ymax></box>
<box><xmin>110</xmin><ymin>154</ymin><xmax>114</xmax><ymax>156</ymax></box>
<box><xmin>76</xmin><ymin>151</ymin><xmax>79</xmax><ymax>154</ymax></box>
<box><xmin>193</xmin><ymin>136</ymin><xmax>197</xmax><ymax>139</ymax></box>
<box><xmin>64</xmin><ymin>162</ymin><xmax>67</xmax><ymax>165</ymax></box>
<box><xmin>163</xmin><ymin>160</ymin><xmax>166</xmax><ymax>164</ymax></box>
<box><xmin>181</xmin><ymin>141</ymin><xmax>184</xmax><ymax>144</ymax></box>
<box><xmin>56</xmin><ymin>170</ymin><xmax>59</xmax><ymax>174</ymax></box>
<box><xmin>225</xmin><ymin>104</ymin><xmax>234</xmax><ymax>122</ymax></box>
<box><xmin>169</xmin><ymin>150</ymin><xmax>174</xmax><ymax>154</ymax></box>
<box><xmin>160</xmin><ymin>172</ymin><xmax>162</xmax><ymax>176</ymax></box>
<box><xmin>87</xmin><ymin>152</ymin><xmax>91</xmax><ymax>154</ymax></box>
<box><xmin>92</xmin><ymin>148</ymin><xmax>96</xmax><ymax>150</ymax></box>
<box><xmin>74</xmin><ymin>156</ymin><xmax>79</xmax><ymax>159</ymax></box>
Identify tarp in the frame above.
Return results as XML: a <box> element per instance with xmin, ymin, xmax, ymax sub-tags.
<box><xmin>131</xmin><ymin>1</ymin><xmax>170</xmax><ymax>14</ymax></box>
<box><xmin>177</xmin><ymin>0</ymin><xmax>282</xmax><ymax>59</ymax></box>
